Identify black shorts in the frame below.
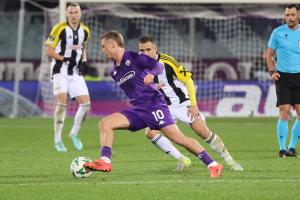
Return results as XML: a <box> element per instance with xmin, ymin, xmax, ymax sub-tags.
<box><xmin>275</xmin><ymin>71</ymin><xmax>300</xmax><ymax>106</ymax></box>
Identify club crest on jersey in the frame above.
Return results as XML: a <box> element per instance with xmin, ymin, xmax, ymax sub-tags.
<box><xmin>117</xmin><ymin>71</ymin><xmax>135</xmax><ymax>86</ymax></box>
<box><xmin>125</xmin><ymin>59</ymin><xmax>131</xmax><ymax>66</ymax></box>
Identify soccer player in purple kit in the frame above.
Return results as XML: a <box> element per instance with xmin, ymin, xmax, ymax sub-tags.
<box><xmin>84</xmin><ymin>30</ymin><xmax>223</xmax><ymax>178</ymax></box>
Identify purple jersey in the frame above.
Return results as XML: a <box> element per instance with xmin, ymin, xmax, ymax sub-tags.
<box><xmin>109</xmin><ymin>51</ymin><xmax>175</xmax><ymax>131</ymax></box>
<box><xmin>110</xmin><ymin>51</ymin><xmax>165</xmax><ymax>106</ymax></box>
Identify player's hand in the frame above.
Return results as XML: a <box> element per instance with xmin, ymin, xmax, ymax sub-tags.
<box><xmin>270</xmin><ymin>71</ymin><xmax>280</xmax><ymax>81</ymax></box>
<box><xmin>188</xmin><ymin>105</ymin><xmax>200</xmax><ymax>121</ymax></box>
<box><xmin>144</xmin><ymin>74</ymin><xmax>154</xmax><ymax>85</ymax></box>
<box><xmin>155</xmin><ymin>83</ymin><xmax>165</xmax><ymax>89</ymax></box>
<box><xmin>78</xmin><ymin>61</ymin><xmax>89</xmax><ymax>76</ymax></box>
<box><xmin>63</xmin><ymin>57</ymin><xmax>77</xmax><ymax>66</ymax></box>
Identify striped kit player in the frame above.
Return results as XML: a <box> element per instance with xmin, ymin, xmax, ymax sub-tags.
<box><xmin>46</xmin><ymin>21</ymin><xmax>90</xmax><ymax>77</ymax></box>
<box><xmin>45</xmin><ymin>2</ymin><xmax>91</xmax><ymax>152</ymax></box>
<box><xmin>139</xmin><ymin>36</ymin><xmax>243</xmax><ymax>171</ymax></box>
<box><xmin>155</xmin><ymin>53</ymin><xmax>192</xmax><ymax>112</ymax></box>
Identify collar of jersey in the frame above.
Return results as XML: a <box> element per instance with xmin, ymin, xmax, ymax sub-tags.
<box><xmin>66</xmin><ymin>21</ymin><xmax>80</xmax><ymax>31</ymax></box>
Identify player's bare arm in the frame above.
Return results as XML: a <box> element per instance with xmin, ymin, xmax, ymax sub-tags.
<box><xmin>82</xmin><ymin>48</ymin><xmax>87</xmax><ymax>62</ymax></box>
<box><xmin>45</xmin><ymin>45</ymin><xmax>64</xmax><ymax>61</ymax></box>
<box><xmin>45</xmin><ymin>45</ymin><xmax>75</xmax><ymax>65</ymax></box>
<box><xmin>184</xmin><ymin>78</ymin><xmax>200</xmax><ymax>119</ymax></box>
<box><xmin>266</xmin><ymin>47</ymin><xmax>280</xmax><ymax>81</ymax></box>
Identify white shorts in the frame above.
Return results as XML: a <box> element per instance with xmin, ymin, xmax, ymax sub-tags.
<box><xmin>52</xmin><ymin>74</ymin><xmax>89</xmax><ymax>99</ymax></box>
<box><xmin>169</xmin><ymin>102</ymin><xmax>206</xmax><ymax>125</ymax></box>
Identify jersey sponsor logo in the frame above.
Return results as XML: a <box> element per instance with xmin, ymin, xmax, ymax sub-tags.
<box><xmin>67</xmin><ymin>45</ymin><xmax>82</xmax><ymax>50</ymax></box>
<box><xmin>117</xmin><ymin>71</ymin><xmax>135</xmax><ymax>86</ymax></box>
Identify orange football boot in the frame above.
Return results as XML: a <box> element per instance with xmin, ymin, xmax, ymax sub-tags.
<box><xmin>208</xmin><ymin>163</ymin><xmax>223</xmax><ymax>178</ymax></box>
<box><xmin>84</xmin><ymin>159</ymin><xmax>112</xmax><ymax>172</ymax></box>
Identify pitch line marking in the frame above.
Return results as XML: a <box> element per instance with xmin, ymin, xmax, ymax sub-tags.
<box><xmin>1</xmin><ymin>179</ymin><xmax>300</xmax><ymax>187</ymax></box>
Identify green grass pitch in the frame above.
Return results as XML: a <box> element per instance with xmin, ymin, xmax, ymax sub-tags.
<box><xmin>1</xmin><ymin>117</ymin><xmax>300</xmax><ymax>200</ymax></box>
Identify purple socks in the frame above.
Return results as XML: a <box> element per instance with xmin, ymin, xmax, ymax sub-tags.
<box><xmin>198</xmin><ymin>151</ymin><xmax>214</xmax><ymax>166</ymax></box>
<box><xmin>100</xmin><ymin>146</ymin><xmax>112</xmax><ymax>159</ymax></box>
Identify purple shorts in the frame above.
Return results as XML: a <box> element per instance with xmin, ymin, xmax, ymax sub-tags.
<box><xmin>120</xmin><ymin>103</ymin><xmax>174</xmax><ymax>132</ymax></box>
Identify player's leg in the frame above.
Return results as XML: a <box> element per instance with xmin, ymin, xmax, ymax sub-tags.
<box><xmin>53</xmin><ymin>93</ymin><xmax>68</xmax><ymax>152</ymax></box>
<box><xmin>145</xmin><ymin>128</ymin><xmax>191</xmax><ymax>171</ymax></box>
<box><xmin>149</xmin><ymin>103</ymin><xmax>222</xmax><ymax>178</ymax></box>
<box><xmin>287</xmin><ymin>104</ymin><xmax>300</xmax><ymax>156</ymax></box>
<box><xmin>69</xmin><ymin>76</ymin><xmax>90</xmax><ymax>150</ymax></box>
<box><xmin>277</xmin><ymin>104</ymin><xmax>291</xmax><ymax>157</ymax></box>
<box><xmin>84</xmin><ymin>112</ymin><xmax>133</xmax><ymax>172</ymax></box>
<box><xmin>52</xmin><ymin>74</ymin><xmax>68</xmax><ymax>152</ymax></box>
<box><xmin>174</xmin><ymin>105</ymin><xmax>242</xmax><ymax>171</ymax></box>
<box><xmin>190</xmin><ymin>118</ymin><xmax>243</xmax><ymax>171</ymax></box>
<box><xmin>160</xmin><ymin>124</ymin><xmax>223</xmax><ymax>178</ymax></box>
<box><xmin>287</xmin><ymin>82</ymin><xmax>300</xmax><ymax>156</ymax></box>
<box><xmin>69</xmin><ymin>95</ymin><xmax>90</xmax><ymax>150</ymax></box>
<box><xmin>276</xmin><ymin>73</ymin><xmax>292</xmax><ymax>157</ymax></box>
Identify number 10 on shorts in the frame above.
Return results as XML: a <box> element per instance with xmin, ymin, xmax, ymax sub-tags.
<box><xmin>151</xmin><ymin>110</ymin><xmax>165</xmax><ymax>121</ymax></box>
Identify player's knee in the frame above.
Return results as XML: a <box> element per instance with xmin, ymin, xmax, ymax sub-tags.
<box><xmin>144</xmin><ymin>128</ymin><xmax>151</xmax><ymax>139</ymax></box>
<box><xmin>99</xmin><ymin>119</ymin><xmax>106</xmax><ymax>132</ymax></box>
<box><xmin>279</xmin><ymin>110</ymin><xmax>290</xmax><ymax>120</ymax></box>
<box><xmin>56</xmin><ymin>94</ymin><xmax>68</xmax><ymax>104</ymax></box>
<box><xmin>145</xmin><ymin>128</ymin><xmax>156</xmax><ymax>139</ymax></box>
<box><xmin>99</xmin><ymin>117</ymin><xmax>113</xmax><ymax>132</ymax></box>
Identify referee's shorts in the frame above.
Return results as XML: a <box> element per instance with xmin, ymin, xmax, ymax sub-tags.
<box><xmin>275</xmin><ymin>71</ymin><xmax>300</xmax><ymax>106</ymax></box>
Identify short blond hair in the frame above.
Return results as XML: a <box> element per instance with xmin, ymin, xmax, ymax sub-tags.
<box><xmin>100</xmin><ymin>30</ymin><xmax>124</xmax><ymax>47</ymax></box>
<box><xmin>66</xmin><ymin>2</ymin><xmax>80</xmax><ymax>9</ymax></box>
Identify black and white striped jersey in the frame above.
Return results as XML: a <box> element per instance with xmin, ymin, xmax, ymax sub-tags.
<box><xmin>45</xmin><ymin>22</ymin><xmax>90</xmax><ymax>76</ymax></box>
<box><xmin>155</xmin><ymin>53</ymin><xmax>192</xmax><ymax>107</ymax></box>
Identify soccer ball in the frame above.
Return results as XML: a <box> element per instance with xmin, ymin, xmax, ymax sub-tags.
<box><xmin>70</xmin><ymin>156</ymin><xmax>93</xmax><ymax>178</ymax></box>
